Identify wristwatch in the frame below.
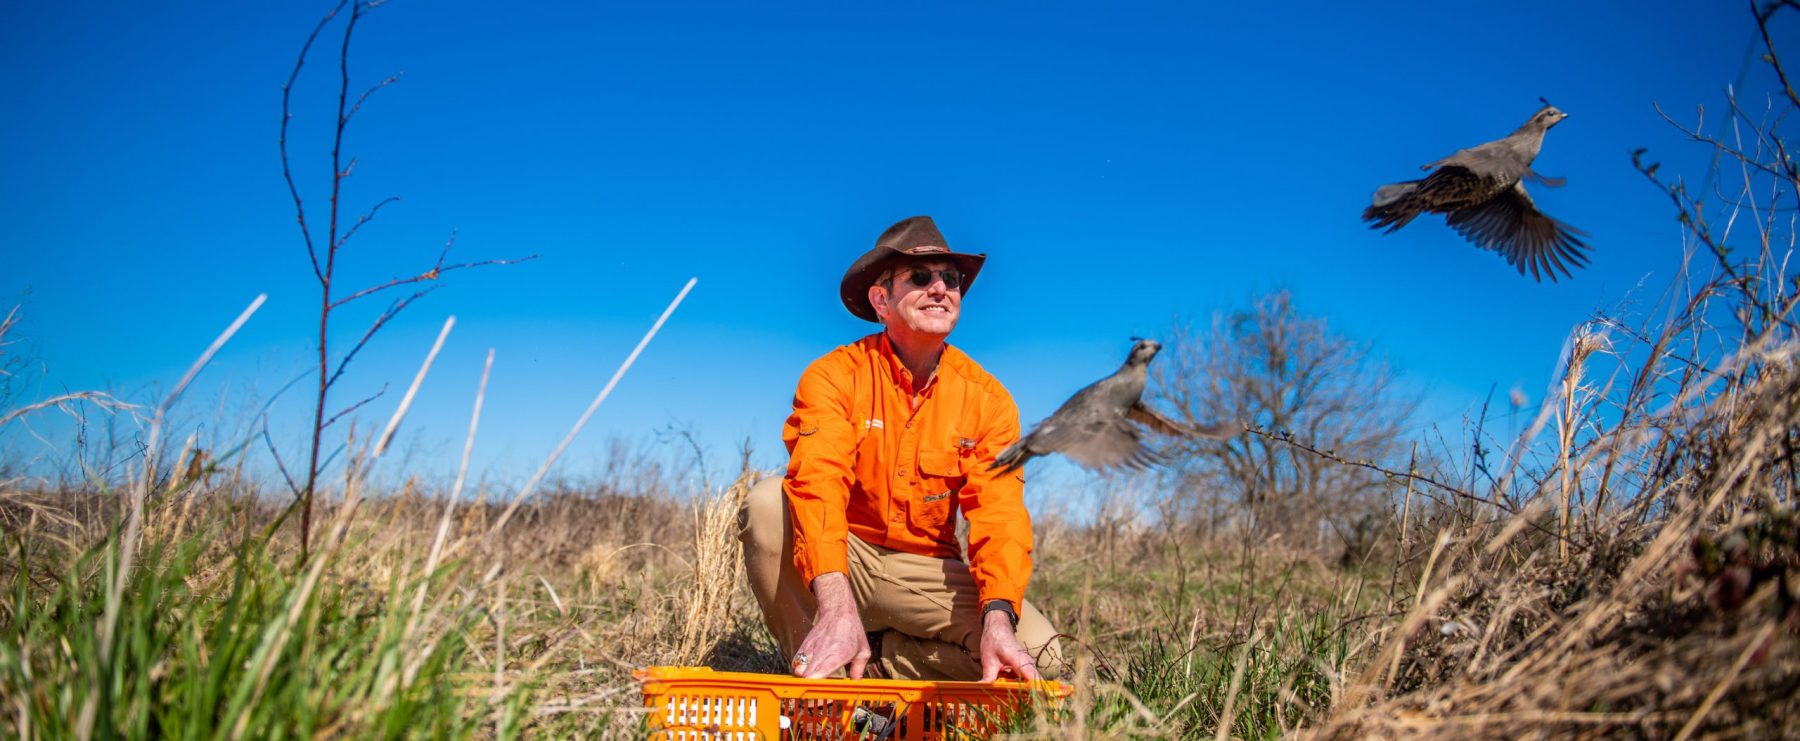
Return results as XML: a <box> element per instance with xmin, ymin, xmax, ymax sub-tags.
<box><xmin>981</xmin><ymin>599</ymin><xmax>1019</xmax><ymax>628</ymax></box>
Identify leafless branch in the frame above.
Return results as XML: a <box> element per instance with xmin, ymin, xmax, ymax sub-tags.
<box><xmin>1754</xmin><ymin>0</ymin><xmax>1800</xmax><ymax>110</ymax></box>
<box><xmin>261</xmin><ymin>423</ymin><xmax>304</xmax><ymax>502</ymax></box>
<box><xmin>326</xmin><ymin>287</ymin><xmax>438</xmax><ymax>389</ymax></box>
<box><xmin>1720</xmin><ymin>88</ymin><xmax>1800</xmax><ymax>216</ymax></box>
<box><xmin>322</xmin><ymin>383</ymin><xmax>388</xmax><ymax>429</ymax></box>
<box><xmin>1631</xmin><ymin>148</ymin><xmax>1794</xmax><ymax>332</ymax></box>
<box><xmin>1651</xmin><ymin>103</ymin><xmax>1789</xmax><ymax>188</ymax></box>
<box><xmin>333</xmin><ymin>195</ymin><xmax>399</xmax><ymax>251</ymax></box>
<box><xmin>1590</xmin><ymin>311</ymin><xmax>1720</xmax><ymax>378</ymax></box>
<box><xmin>345</xmin><ymin>72</ymin><xmax>403</xmax><ymax>126</ymax></box>
<box><xmin>325</xmin><ymin>2</ymin><xmax>363</xmax><ymax>252</ymax></box>
<box><xmin>278</xmin><ymin>0</ymin><xmax>347</xmax><ymax>285</ymax></box>
<box><xmin>331</xmin><ymin>251</ymin><xmax>539</xmax><ymax>309</ymax></box>
<box><xmin>1244</xmin><ymin>425</ymin><xmax>1505</xmax><ymax>512</ymax></box>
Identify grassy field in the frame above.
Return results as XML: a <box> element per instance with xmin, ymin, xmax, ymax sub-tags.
<box><xmin>2</xmin><ymin>399</ymin><xmax>1795</xmax><ymax>740</ymax></box>
<box><xmin>0</xmin><ymin>471</ymin><xmax>1381</xmax><ymax>738</ymax></box>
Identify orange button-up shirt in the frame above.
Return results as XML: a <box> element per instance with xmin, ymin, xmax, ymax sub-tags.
<box><xmin>782</xmin><ymin>332</ymin><xmax>1033</xmax><ymax>614</ymax></box>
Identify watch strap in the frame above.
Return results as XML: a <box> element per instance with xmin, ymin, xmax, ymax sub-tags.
<box><xmin>981</xmin><ymin>599</ymin><xmax>1019</xmax><ymax>628</ymax></box>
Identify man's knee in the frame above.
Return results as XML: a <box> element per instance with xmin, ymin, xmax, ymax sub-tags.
<box><xmin>740</xmin><ymin>475</ymin><xmax>787</xmax><ymax>552</ymax></box>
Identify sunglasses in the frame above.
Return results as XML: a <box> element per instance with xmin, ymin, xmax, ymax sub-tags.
<box><xmin>895</xmin><ymin>266</ymin><xmax>964</xmax><ymax>290</ymax></box>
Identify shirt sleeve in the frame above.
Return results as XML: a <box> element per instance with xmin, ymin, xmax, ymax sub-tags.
<box><xmin>781</xmin><ymin>353</ymin><xmax>859</xmax><ymax>586</ymax></box>
<box><xmin>957</xmin><ymin>382</ymin><xmax>1033</xmax><ymax>615</ymax></box>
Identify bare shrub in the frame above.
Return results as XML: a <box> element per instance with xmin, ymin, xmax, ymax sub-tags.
<box><xmin>279</xmin><ymin>0</ymin><xmax>532</xmax><ymax>558</ymax></box>
<box><xmin>1154</xmin><ymin>290</ymin><xmax>1415</xmax><ymax>553</ymax></box>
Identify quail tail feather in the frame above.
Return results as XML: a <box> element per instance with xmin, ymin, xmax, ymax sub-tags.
<box><xmin>991</xmin><ymin>440</ymin><xmax>1029</xmax><ymax>474</ymax></box>
<box><xmin>1371</xmin><ymin>181</ymin><xmax>1419</xmax><ymax>208</ymax></box>
<box><xmin>1363</xmin><ymin>181</ymin><xmax>1423</xmax><ymax>232</ymax></box>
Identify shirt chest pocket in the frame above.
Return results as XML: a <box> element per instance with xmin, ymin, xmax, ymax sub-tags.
<box><xmin>917</xmin><ymin>448</ymin><xmax>967</xmax><ymax>489</ymax></box>
<box><xmin>913</xmin><ymin>448</ymin><xmax>965</xmax><ymax>530</ymax></box>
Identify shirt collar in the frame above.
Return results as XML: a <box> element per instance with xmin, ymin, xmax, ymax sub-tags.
<box><xmin>877</xmin><ymin>331</ymin><xmax>944</xmax><ymax>396</ymax></box>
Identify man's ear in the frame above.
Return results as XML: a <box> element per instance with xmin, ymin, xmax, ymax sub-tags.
<box><xmin>867</xmin><ymin>283</ymin><xmax>889</xmax><ymax>320</ymax></box>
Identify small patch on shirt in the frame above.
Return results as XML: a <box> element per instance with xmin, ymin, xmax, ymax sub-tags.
<box><xmin>863</xmin><ymin>418</ymin><xmax>885</xmax><ymax>430</ymax></box>
<box><xmin>797</xmin><ymin>425</ymin><xmax>819</xmax><ymax>436</ymax></box>
<box><xmin>955</xmin><ymin>437</ymin><xmax>976</xmax><ymax>450</ymax></box>
<box><xmin>923</xmin><ymin>491</ymin><xmax>950</xmax><ymax>503</ymax></box>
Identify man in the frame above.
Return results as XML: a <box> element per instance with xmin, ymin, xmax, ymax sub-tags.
<box><xmin>740</xmin><ymin>215</ymin><xmax>1064</xmax><ymax>682</ymax></box>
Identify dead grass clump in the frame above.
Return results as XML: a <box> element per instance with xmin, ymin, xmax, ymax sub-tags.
<box><xmin>1307</xmin><ymin>294</ymin><xmax>1800</xmax><ymax>737</ymax></box>
<box><xmin>671</xmin><ymin>470</ymin><xmax>758</xmax><ymax>665</ymax></box>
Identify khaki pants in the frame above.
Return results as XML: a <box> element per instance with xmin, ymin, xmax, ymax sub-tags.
<box><xmin>739</xmin><ymin>476</ymin><xmax>1064</xmax><ymax>680</ymax></box>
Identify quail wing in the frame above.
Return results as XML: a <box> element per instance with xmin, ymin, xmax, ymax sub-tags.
<box><xmin>1444</xmin><ymin>182</ymin><xmax>1589</xmax><ymax>281</ymax></box>
<box><xmin>1127</xmin><ymin>402</ymin><xmax>1238</xmax><ymax>439</ymax></box>
<box><xmin>993</xmin><ymin>401</ymin><xmax>1234</xmax><ymax>474</ymax></box>
<box><xmin>998</xmin><ymin>415</ymin><xmax>1162</xmax><ymax>474</ymax></box>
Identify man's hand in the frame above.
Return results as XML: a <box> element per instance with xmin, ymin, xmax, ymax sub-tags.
<box><xmin>792</xmin><ymin>572</ymin><xmax>870</xmax><ymax>679</ymax></box>
<box><xmin>978</xmin><ymin>608</ymin><xmax>1041</xmax><ymax>682</ymax></box>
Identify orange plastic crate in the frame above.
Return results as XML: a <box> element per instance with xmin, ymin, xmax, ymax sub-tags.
<box><xmin>635</xmin><ymin>666</ymin><xmax>1071</xmax><ymax>739</ymax></box>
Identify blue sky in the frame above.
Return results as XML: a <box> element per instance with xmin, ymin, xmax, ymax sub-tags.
<box><xmin>0</xmin><ymin>1</ymin><xmax>1763</xmax><ymax>487</ymax></box>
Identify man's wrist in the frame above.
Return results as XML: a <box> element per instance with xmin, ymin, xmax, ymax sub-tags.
<box><xmin>981</xmin><ymin>599</ymin><xmax>1019</xmax><ymax>629</ymax></box>
<box><xmin>812</xmin><ymin>572</ymin><xmax>859</xmax><ymax>619</ymax></box>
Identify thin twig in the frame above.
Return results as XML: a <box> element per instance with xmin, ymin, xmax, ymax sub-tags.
<box><xmin>1754</xmin><ymin>0</ymin><xmax>1800</xmax><ymax>110</ymax></box>
<box><xmin>343</xmin><ymin>72</ymin><xmax>402</xmax><ymax>127</ymax></box>
<box><xmin>1633</xmin><ymin>144</ymin><xmax>1795</xmax><ymax>332</ymax></box>
<box><xmin>321</xmin><ymin>384</ymin><xmax>387</xmax><ymax>430</ymax></box>
<box><xmin>332</xmin><ymin>195</ymin><xmax>399</xmax><ymax>251</ymax></box>
<box><xmin>326</xmin><ymin>287</ymin><xmax>440</xmax><ymax>389</ymax></box>
<box><xmin>1244</xmin><ymin>426</ymin><xmax>1506</xmax><ymax>511</ymax></box>
<box><xmin>260</xmin><ymin>423</ymin><xmax>304</xmax><ymax>502</ymax></box>
<box><xmin>330</xmin><ymin>253</ymin><xmax>539</xmax><ymax>309</ymax></box>
<box><xmin>278</xmin><ymin>0</ymin><xmax>347</xmax><ymax>285</ymax></box>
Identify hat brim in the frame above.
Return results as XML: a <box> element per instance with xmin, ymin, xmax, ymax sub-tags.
<box><xmin>840</xmin><ymin>251</ymin><xmax>986</xmax><ymax>323</ymax></box>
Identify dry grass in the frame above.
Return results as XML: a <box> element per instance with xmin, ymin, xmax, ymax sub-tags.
<box><xmin>1</xmin><ymin>385</ymin><xmax>1794</xmax><ymax>738</ymax></box>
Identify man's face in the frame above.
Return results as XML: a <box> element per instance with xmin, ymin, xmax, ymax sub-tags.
<box><xmin>870</xmin><ymin>259</ymin><xmax>962</xmax><ymax>339</ymax></box>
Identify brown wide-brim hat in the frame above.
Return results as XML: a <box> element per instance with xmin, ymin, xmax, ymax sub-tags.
<box><xmin>840</xmin><ymin>215</ymin><xmax>987</xmax><ymax>323</ymax></box>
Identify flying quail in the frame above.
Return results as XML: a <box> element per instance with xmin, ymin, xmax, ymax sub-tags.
<box><xmin>991</xmin><ymin>339</ymin><xmax>1235</xmax><ymax>474</ymax></box>
<box><xmin>1363</xmin><ymin>103</ymin><xmax>1590</xmax><ymax>281</ymax></box>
